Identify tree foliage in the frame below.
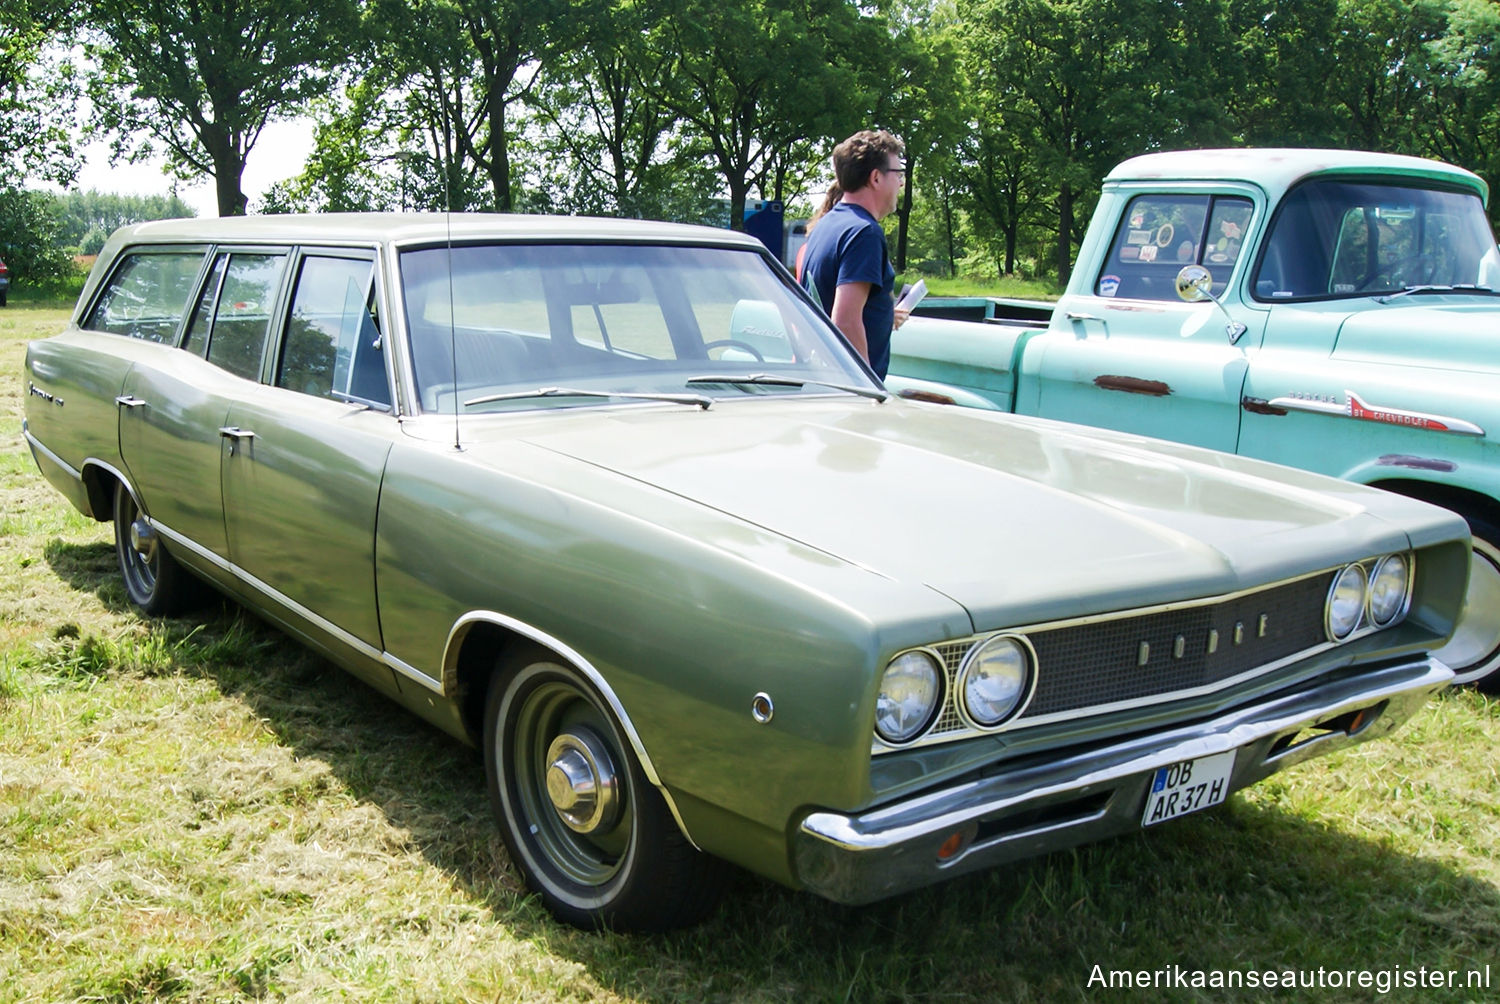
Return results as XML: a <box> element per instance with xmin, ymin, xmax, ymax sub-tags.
<box><xmin>86</xmin><ymin>0</ymin><xmax>362</xmax><ymax>216</ymax></box>
<box><xmin>0</xmin><ymin>0</ymin><xmax>82</xmax><ymax>187</ymax></box>
<box><xmin>0</xmin><ymin>189</ymin><xmax>76</xmax><ymax>282</ymax></box>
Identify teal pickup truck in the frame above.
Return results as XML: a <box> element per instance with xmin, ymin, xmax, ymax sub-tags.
<box><xmin>888</xmin><ymin>148</ymin><xmax>1500</xmax><ymax>689</ymax></box>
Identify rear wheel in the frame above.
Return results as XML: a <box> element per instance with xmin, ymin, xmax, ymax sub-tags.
<box><xmin>484</xmin><ymin>654</ymin><xmax>724</xmax><ymax>931</ymax></box>
<box><xmin>1433</xmin><ymin>515</ymin><xmax>1500</xmax><ymax>692</ymax></box>
<box><xmin>112</xmin><ymin>481</ymin><xmax>190</xmax><ymax>615</ymax></box>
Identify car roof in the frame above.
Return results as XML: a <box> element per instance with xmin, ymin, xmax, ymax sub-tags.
<box><xmin>1106</xmin><ymin>148</ymin><xmax>1488</xmax><ymax>204</ymax></box>
<box><xmin>110</xmin><ymin>212</ymin><xmax>766</xmax><ymax>249</ymax></box>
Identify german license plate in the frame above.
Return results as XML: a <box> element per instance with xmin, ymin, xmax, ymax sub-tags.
<box><xmin>1142</xmin><ymin>751</ymin><xmax>1235</xmax><ymax>827</ymax></box>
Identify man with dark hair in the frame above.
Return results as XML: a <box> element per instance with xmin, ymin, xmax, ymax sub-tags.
<box><xmin>800</xmin><ymin>130</ymin><xmax>907</xmax><ymax>378</ymax></box>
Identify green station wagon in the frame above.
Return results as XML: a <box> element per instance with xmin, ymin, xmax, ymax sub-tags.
<box><xmin>24</xmin><ymin>214</ymin><xmax>1469</xmax><ymax>930</ymax></box>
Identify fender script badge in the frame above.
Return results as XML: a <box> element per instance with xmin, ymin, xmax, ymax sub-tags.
<box><xmin>1267</xmin><ymin>390</ymin><xmax>1485</xmax><ymax>437</ymax></box>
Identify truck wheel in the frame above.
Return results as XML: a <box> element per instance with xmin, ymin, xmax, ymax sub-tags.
<box><xmin>112</xmin><ymin>481</ymin><xmax>190</xmax><ymax>616</ymax></box>
<box><xmin>484</xmin><ymin>654</ymin><xmax>724</xmax><ymax>931</ymax></box>
<box><xmin>1433</xmin><ymin>516</ymin><xmax>1500</xmax><ymax>692</ymax></box>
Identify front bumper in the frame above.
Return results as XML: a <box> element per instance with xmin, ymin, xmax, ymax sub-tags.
<box><xmin>793</xmin><ymin>657</ymin><xmax>1451</xmax><ymax>905</ymax></box>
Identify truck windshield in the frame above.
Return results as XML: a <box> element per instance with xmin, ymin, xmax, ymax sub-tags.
<box><xmin>398</xmin><ymin>243</ymin><xmax>875</xmax><ymax>413</ymax></box>
<box><xmin>1254</xmin><ymin>180</ymin><xmax>1500</xmax><ymax>301</ymax></box>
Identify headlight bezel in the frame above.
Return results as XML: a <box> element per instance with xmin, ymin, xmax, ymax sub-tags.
<box><xmin>873</xmin><ymin>648</ymin><xmax>946</xmax><ymax>747</ymax></box>
<box><xmin>1325</xmin><ymin>552</ymin><xmax>1416</xmax><ymax>642</ymax></box>
<box><xmin>1325</xmin><ymin>561</ymin><xmax>1370</xmax><ymax>641</ymax></box>
<box><xmin>1366</xmin><ymin>552</ymin><xmax>1412</xmax><ymax>628</ymax></box>
<box><xmin>955</xmin><ymin>633</ymin><xmax>1038</xmax><ymax>730</ymax></box>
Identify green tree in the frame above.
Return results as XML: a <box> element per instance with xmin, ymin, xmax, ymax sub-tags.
<box><xmin>654</xmin><ymin>0</ymin><xmax>890</xmax><ymax>228</ymax></box>
<box><xmin>1413</xmin><ymin>0</ymin><xmax>1500</xmax><ymax>220</ymax></box>
<box><xmin>521</xmin><ymin>0</ymin><xmax>711</xmax><ymax>219</ymax></box>
<box><xmin>0</xmin><ymin>189</ymin><xmax>76</xmax><ymax>284</ymax></box>
<box><xmin>86</xmin><ymin>0</ymin><xmax>361</xmax><ymax>216</ymax></box>
<box><xmin>52</xmin><ymin>189</ymin><xmax>196</xmax><ymax>246</ymax></box>
<box><xmin>0</xmin><ymin>1</ymin><xmax>81</xmax><ymax>187</ymax></box>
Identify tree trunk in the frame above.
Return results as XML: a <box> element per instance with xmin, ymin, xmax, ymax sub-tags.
<box><xmin>489</xmin><ymin>99</ymin><xmax>512</xmax><ymax>211</ymax></box>
<box><xmin>1057</xmin><ymin>182</ymin><xmax>1074</xmax><ymax>283</ymax></box>
<box><xmin>208</xmin><ymin>140</ymin><xmax>248</xmax><ymax>216</ymax></box>
<box><xmin>895</xmin><ymin>156</ymin><xmax>913</xmax><ymax>273</ymax></box>
<box><xmin>727</xmin><ymin>175</ymin><xmax>748</xmax><ymax>231</ymax></box>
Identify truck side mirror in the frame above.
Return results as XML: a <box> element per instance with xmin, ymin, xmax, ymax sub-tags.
<box><xmin>1175</xmin><ymin>265</ymin><xmax>1249</xmax><ymax>346</ymax></box>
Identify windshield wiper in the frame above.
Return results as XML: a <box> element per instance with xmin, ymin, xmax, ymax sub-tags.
<box><xmin>685</xmin><ymin>373</ymin><xmax>889</xmax><ymax>402</ymax></box>
<box><xmin>1377</xmin><ymin>284</ymin><xmax>1500</xmax><ymax>302</ymax></box>
<box><xmin>464</xmin><ymin>386</ymin><xmax>713</xmax><ymax>410</ymax></box>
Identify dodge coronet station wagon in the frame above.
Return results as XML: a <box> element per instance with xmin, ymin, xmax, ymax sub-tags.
<box><xmin>23</xmin><ymin>214</ymin><xmax>1469</xmax><ymax>930</ymax></box>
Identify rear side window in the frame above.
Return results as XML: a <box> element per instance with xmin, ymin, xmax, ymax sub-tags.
<box><xmin>1096</xmin><ymin>195</ymin><xmax>1253</xmax><ymax>300</ymax></box>
<box><xmin>276</xmin><ymin>255</ymin><xmax>390</xmax><ymax>408</ymax></box>
<box><xmin>83</xmin><ymin>251</ymin><xmax>205</xmax><ymax>342</ymax></box>
<box><xmin>181</xmin><ymin>252</ymin><xmax>287</xmax><ymax>380</ymax></box>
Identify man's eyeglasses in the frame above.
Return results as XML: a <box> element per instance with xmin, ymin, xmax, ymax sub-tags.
<box><xmin>883</xmin><ymin>165</ymin><xmax>906</xmax><ymax>176</ymax></box>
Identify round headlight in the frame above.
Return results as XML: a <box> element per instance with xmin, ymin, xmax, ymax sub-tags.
<box><xmin>959</xmin><ymin>634</ymin><xmax>1033</xmax><ymax>728</ymax></box>
<box><xmin>1327</xmin><ymin>562</ymin><xmax>1369</xmax><ymax>640</ymax></box>
<box><xmin>875</xmin><ymin>650</ymin><xmax>944</xmax><ymax>745</ymax></box>
<box><xmin>1368</xmin><ymin>553</ymin><xmax>1410</xmax><ymax>627</ymax></box>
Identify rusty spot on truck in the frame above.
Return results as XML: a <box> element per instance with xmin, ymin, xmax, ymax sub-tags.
<box><xmin>1376</xmin><ymin>454</ymin><xmax>1457</xmax><ymax>473</ymax></box>
<box><xmin>1241</xmin><ymin>396</ymin><xmax>1288</xmax><ymax>416</ymax></box>
<box><xmin>898</xmin><ymin>388</ymin><xmax>958</xmax><ymax>405</ymax></box>
<box><xmin>1095</xmin><ymin>375</ymin><xmax>1171</xmax><ymax>397</ymax></box>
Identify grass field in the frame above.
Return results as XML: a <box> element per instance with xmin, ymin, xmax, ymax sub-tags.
<box><xmin>1</xmin><ymin>304</ymin><xmax>1497</xmax><ymax>1002</ymax></box>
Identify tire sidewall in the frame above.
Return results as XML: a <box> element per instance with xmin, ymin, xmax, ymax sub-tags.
<box><xmin>484</xmin><ymin>659</ymin><xmax>657</xmax><ymax>928</ymax></box>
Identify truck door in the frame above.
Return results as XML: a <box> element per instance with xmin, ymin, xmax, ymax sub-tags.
<box><xmin>1024</xmin><ymin>192</ymin><xmax>1266</xmax><ymax>453</ymax></box>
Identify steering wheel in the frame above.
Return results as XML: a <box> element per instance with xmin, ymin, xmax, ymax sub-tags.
<box><xmin>1363</xmin><ymin>253</ymin><xmax>1435</xmax><ymax>290</ymax></box>
<box><xmin>703</xmin><ymin>339</ymin><xmax>765</xmax><ymax>361</ymax></box>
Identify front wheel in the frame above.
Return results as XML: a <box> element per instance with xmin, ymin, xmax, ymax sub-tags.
<box><xmin>484</xmin><ymin>654</ymin><xmax>724</xmax><ymax>931</ymax></box>
<box><xmin>1432</xmin><ymin>516</ymin><xmax>1500</xmax><ymax>692</ymax></box>
<box><xmin>112</xmin><ymin>481</ymin><xmax>190</xmax><ymax>615</ymax></box>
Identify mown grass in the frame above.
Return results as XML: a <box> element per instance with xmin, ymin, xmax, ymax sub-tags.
<box><xmin>1</xmin><ymin>304</ymin><xmax>1497</xmax><ymax>1002</ymax></box>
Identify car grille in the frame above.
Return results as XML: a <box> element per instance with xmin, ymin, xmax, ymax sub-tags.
<box><xmin>922</xmin><ymin>571</ymin><xmax>1334</xmax><ymax>741</ymax></box>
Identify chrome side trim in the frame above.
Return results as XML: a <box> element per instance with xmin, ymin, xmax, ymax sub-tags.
<box><xmin>24</xmin><ymin>428</ymin><xmax>82</xmax><ymax>482</ymax></box>
<box><xmin>151</xmin><ymin>520</ymin><xmax>391</xmax><ymax>672</ymax></box>
<box><xmin>1269</xmin><ymin>391</ymin><xmax>1485</xmax><ymax>437</ymax></box>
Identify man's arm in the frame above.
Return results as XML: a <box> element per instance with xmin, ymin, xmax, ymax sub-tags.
<box><xmin>829</xmin><ymin>281</ymin><xmax>872</xmax><ymax>362</ymax></box>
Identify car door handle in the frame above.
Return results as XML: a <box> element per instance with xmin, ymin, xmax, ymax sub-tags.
<box><xmin>115</xmin><ymin>395</ymin><xmax>147</xmax><ymax>409</ymax></box>
<box><xmin>218</xmin><ymin>426</ymin><xmax>256</xmax><ymax>440</ymax></box>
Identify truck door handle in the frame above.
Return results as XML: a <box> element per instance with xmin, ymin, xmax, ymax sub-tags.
<box><xmin>218</xmin><ymin>426</ymin><xmax>256</xmax><ymax>440</ymax></box>
<box><xmin>115</xmin><ymin>395</ymin><xmax>147</xmax><ymax>409</ymax></box>
<box><xmin>1065</xmin><ymin>311</ymin><xmax>1101</xmax><ymax>322</ymax></box>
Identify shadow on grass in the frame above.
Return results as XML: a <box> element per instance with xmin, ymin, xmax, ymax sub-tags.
<box><xmin>46</xmin><ymin>540</ymin><xmax>1500</xmax><ymax>1002</ymax></box>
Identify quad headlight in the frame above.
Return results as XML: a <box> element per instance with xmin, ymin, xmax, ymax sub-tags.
<box><xmin>1367</xmin><ymin>553</ymin><xmax>1411</xmax><ymax>626</ymax></box>
<box><xmin>1326</xmin><ymin>553</ymin><xmax>1413</xmax><ymax>641</ymax></box>
<box><xmin>958</xmin><ymin>634</ymin><xmax>1034</xmax><ymax>728</ymax></box>
<box><xmin>874</xmin><ymin>650</ymin><xmax>944</xmax><ymax>745</ymax></box>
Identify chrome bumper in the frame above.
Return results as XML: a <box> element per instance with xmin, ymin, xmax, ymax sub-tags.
<box><xmin>793</xmin><ymin>657</ymin><xmax>1452</xmax><ymax>905</ymax></box>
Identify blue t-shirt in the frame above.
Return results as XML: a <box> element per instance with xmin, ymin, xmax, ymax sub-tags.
<box><xmin>801</xmin><ymin>202</ymin><xmax>896</xmax><ymax>378</ymax></box>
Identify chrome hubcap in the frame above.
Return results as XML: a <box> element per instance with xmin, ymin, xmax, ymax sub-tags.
<box><xmin>129</xmin><ymin>518</ymin><xmax>157</xmax><ymax>562</ymax></box>
<box><xmin>544</xmin><ymin>728</ymin><xmax>620</xmax><ymax>834</ymax></box>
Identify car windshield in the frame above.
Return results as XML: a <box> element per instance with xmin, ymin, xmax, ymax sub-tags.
<box><xmin>1253</xmin><ymin>179</ymin><xmax>1500</xmax><ymax>301</ymax></box>
<box><xmin>399</xmin><ymin>242</ymin><xmax>874</xmax><ymax>413</ymax></box>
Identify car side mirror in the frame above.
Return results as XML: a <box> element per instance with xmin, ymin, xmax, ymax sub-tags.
<box><xmin>1175</xmin><ymin>265</ymin><xmax>1248</xmax><ymax>346</ymax></box>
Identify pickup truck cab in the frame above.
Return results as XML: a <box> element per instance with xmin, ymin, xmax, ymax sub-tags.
<box><xmin>888</xmin><ymin>148</ymin><xmax>1500</xmax><ymax>688</ymax></box>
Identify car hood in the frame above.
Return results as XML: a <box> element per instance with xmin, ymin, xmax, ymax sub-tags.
<box><xmin>1334</xmin><ymin>298</ymin><xmax>1500</xmax><ymax>373</ymax></box>
<box><xmin>447</xmin><ymin>399</ymin><xmax>1427</xmax><ymax>630</ymax></box>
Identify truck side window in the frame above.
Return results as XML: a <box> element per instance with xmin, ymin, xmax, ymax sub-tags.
<box><xmin>1096</xmin><ymin>195</ymin><xmax>1252</xmax><ymax>301</ymax></box>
